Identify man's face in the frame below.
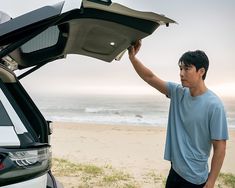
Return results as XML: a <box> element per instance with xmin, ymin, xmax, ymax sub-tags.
<box><xmin>179</xmin><ymin>63</ymin><xmax>204</xmax><ymax>88</ymax></box>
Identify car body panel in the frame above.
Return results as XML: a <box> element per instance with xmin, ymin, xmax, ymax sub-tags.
<box><xmin>0</xmin><ymin>11</ymin><xmax>11</xmax><ymax>24</ymax></box>
<box><xmin>82</xmin><ymin>0</ymin><xmax>175</xmax><ymax>24</ymax></box>
<box><xmin>0</xmin><ymin>127</ymin><xmax>20</xmax><ymax>146</ymax></box>
<box><xmin>0</xmin><ymin>174</ymin><xmax>47</xmax><ymax>188</ymax></box>
<box><xmin>0</xmin><ymin>64</ymin><xmax>51</xmax><ymax>186</ymax></box>
<box><xmin>0</xmin><ymin>2</ymin><xmax>64</xmax><ymax>45</ymax></box>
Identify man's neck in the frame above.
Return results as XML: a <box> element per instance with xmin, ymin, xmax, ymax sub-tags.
<box><xmin>189</xmin><ymin>82</ymin><xmax>208</xmax><ymax>97</ymax></box>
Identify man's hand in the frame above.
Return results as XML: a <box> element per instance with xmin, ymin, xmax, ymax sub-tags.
<box><xmin>203</xmin><ymin>181</ymin><xmax>215</xmax><ymax>188</ymax></box>
<box><xmin>128</xmin><ymin>40</ymin><xmax>142</xmax><ymax>60</ymax></box>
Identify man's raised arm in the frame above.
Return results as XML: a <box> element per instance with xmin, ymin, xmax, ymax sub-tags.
<box><xmin>128</xmin><ymin>40</ymin><xmax>168</xmax><ymax>96</ymax></box>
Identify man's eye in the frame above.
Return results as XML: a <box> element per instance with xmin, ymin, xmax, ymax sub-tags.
<box><xmin>185</xmin><ymin>67</ymin><xmax>191</xmax><ymax>71</ymax></box>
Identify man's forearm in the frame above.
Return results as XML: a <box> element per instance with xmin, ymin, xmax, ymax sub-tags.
<box><xmin>129</xmin><ymin>56</ymin><xmax>155</xmax><ymax>83</ymax></box>
<box><xmin>205</xmin><ymin>140</ymin><xmax>226</xmax><ymax>187</ymax></box>
<box><xmin>128</xmin><ymin>41</ymin><xmax>168</xmax><ymax>95</ymax></box>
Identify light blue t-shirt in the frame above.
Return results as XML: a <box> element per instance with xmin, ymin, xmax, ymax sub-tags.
<box><xmin>164</xmin><ymin>82</ymin><xmax>228</xmax><ymax>185</ymax></box>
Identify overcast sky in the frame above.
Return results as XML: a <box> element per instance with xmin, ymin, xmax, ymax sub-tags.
<box><xmin>2</xmin><ymin>0</ymin><xmax>235</xmax><ymax>97</ymax></box>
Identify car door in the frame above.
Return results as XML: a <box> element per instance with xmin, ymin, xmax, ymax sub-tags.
<box><xmin>0</xmin><ymin>0</ymin><xmax>175</xmax><ymax>71</ymax></box>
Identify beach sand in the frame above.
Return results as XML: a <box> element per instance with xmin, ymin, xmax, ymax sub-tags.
<box><xmin>51</xmin><ymin>122</ymin><xmax>235</xmax><ymax>187</ymax></box>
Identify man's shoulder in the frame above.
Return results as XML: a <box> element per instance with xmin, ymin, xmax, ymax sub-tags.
<box><xmin>167</xmin><ymin>82</ymin><xmax>185</xmax><ymax>92</ymax></box>
<box><xmin>205</xmin><ymin>90</ymin><xmax>225</xmax><ymax>108</ymax></box>
<box><xmin>167</xmin><ymin>82</ymin><xmax>190</xmax><ymax>100</ymax></box>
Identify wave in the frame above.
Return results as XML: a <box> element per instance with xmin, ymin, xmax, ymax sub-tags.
<box><xmin>85</xmin><ymin>107</ymin><xmax>120</xmax><ymax>114</ymax></box>
<box><xmin>36</xmin><ymin>95</ymin><xmax>235</xmax><ymax>128</ymax></box>
<box><xmin>44</xmin><ymin>114</ymin><xmax>168</xmax><ymax>127</ymax></box>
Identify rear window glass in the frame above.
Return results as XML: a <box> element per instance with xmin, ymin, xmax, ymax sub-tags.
<box><xmin>0</xmin><ymin>100</ymin><xmax>13</xmax><ymax>126</ymax></box>
<box><xmin>21</xmin><ymin>26</ymin><xmax>60</xmax><ymax>53</ymax></box>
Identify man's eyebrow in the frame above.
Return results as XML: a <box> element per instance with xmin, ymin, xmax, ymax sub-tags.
<box><xmin>179</xmin><ymin>64</ymin><xmax>192</xmax><ymax>67</ymax></box>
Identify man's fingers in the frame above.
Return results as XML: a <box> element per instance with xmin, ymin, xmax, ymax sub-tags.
<box><xmin>128</xmin><ymin>46</ymin><xmax>134</xmax><ymax>54</ymax></box>
<box><xmin>134</xmin><ymin>40</ymin><xmax>142</xmax><ymax>48</ymax></box>
<box><xmin>128</xmin><ymin>40</ymin><xmax>142</xmax><ymax>57</ymax></box>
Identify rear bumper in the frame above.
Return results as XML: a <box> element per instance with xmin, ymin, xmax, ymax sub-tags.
<box><xmin>0</xmin><ymin>174</ymin><xmax>47</xmax><ymax>188</ymax></box>
<box><xmin>0</xmin><ymin>173</ymin><xmax>64</xmax><ymax>188</ymax></box>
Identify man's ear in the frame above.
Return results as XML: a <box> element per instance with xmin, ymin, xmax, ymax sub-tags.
<box><xmin>199</xmin><ymin>68</ymin><xmax>205</xmax><ymax>77</ymax></box>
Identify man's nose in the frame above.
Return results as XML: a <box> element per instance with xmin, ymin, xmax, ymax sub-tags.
<box><xmin>180</xmin><ymin>69</ymin><xmax>184</xmax><ymax>77</ymax></box>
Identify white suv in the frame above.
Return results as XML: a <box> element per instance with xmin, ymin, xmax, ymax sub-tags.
<box><xmin>0</xmin><ymin>0</ymin><xmax>175</xmax><ymax>187</ymax></box>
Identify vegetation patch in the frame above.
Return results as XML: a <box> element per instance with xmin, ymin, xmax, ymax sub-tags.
<box><xmin>144</xmin><ymin>170</ymin><xmax>166</xmax><ymax>187</ymax></box>
<box><xmin>52</xmin><ymin>158</ymin><xmax>138</xmax><ymax>188</ymax></box>
<box><xmin>52</xmin><ymin>158</ymin><xmax>103</xmax><ymax>177</ymax></box>
<box><xmin>218</xmin><ymin>173</ymin><xmax>235</xmax><ymax>188</ymax></box>
<box><xmin>52</xmin><ymin>158</ymin><xmax>235</xmax><ymax>188</ymax></box>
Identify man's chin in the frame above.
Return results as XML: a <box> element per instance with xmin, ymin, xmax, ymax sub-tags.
<box><xmin>181</xmin><ymin>82</ymin><xmax>189</xmax><ymax>88</ymax></box>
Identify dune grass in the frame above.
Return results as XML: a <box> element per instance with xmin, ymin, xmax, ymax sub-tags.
<box><xmin>52</xmin><ymin>158</ymin><xmax>139</xmax><ymax>187</ymax></box>
<box><xmin>218</xmin><ymin>173</ymin><xmax>235</xmax><ymax>188</ymax></box>
<box><xmin>52</xmin><ymin>158</ymin><xmax>103</xmax><ymax>176</ymax></box>
<box><xmin>52</xmin><ymin>158</ymin><xmax>235</xmax><ymax>188</ymax></box>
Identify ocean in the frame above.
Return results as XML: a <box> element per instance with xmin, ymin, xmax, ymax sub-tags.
<box><xmin>32</xmin><ymin>94</ymin><xmax>235</xmax><ymax>129</ymax></box>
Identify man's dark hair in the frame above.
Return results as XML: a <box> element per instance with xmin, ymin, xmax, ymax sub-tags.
<box><xmin>178</xmin><ymin>50</ymin><xmax>209</xmax><ymax>80</ymax></box>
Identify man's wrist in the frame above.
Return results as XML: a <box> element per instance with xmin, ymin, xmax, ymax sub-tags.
<box><xmin>205</xmin><ymin>176</ymin><xmax>216</xmax><ymax>188</ymax></box>
<box><xmin>129</xmin><ymin>55</ymin><xmax>136</xmax><ymax>62</ymax></box>
<box><xmin>204</xmin><ymin>181</ymin><xmax>215</xmax><ymax>188</ymax></box>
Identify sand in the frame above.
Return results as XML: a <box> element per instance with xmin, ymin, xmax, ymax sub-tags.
<box><xmin>50</xmin><ymin>122</ymin><xmax>235</xmax><ymax>187</ymax></box>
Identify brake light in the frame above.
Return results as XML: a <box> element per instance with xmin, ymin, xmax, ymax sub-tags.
<box><xmin>0</xmin><ymin>156</ymin><xmax>4</xmax><ymax>170</ymax></box>
<box><xmin>0</xmin><ymin>162</ymin><xmax>4</xmax><ymax>170</ymax></box>
<box><xmin>0</xmin><ymin>146</ymin><xmax>51</xmax><ymax>186</ymax></box>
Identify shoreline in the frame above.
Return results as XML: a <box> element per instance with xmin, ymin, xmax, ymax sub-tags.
<box><xmin>49</xmin><ymin>120</ymin><xmax>235</xmax><ymax>129</ymax></box>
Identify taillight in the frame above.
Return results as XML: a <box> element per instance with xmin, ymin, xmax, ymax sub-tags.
<box><xmin>0</xmin><ymin>158</ymin><xmax>4</xmax><ymax>170</ymax></box>
<box><xmin>0</xmin><ymin>146</ymin><xmax>51</xmax><ymax>186</ymax></box>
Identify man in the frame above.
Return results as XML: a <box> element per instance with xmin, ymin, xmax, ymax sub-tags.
<box><xmin>128</xmin><ymin>40</ymin><xmax>228</xmax><ymax>188</ymax></box>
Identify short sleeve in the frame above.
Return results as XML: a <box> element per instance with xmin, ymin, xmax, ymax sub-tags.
<box><xmin>209</xmin><ymin>105</ymin><xmax>229</xmax><ymax>140</ymax></box>
<box><xmin>166</xmin><ymin>82</ymin><xmax>185</xmax><ymax>100</ymax></box>
<box><xmin>167</xmin><ymin>82</ymin><xmax>178</xmax><ymax>98</ymax></box>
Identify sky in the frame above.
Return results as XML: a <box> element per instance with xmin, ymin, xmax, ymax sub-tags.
<box><xmin>1</xmin><ymin>0</ymin><xmax>235</xmax><ymax>97</ymax></box>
